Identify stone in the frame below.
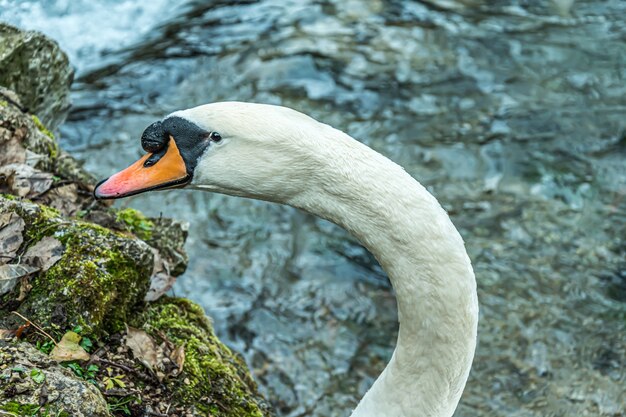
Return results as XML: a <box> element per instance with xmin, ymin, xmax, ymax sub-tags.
<box><xmin>0</xmin><ymin>342</ymin><xmax>110</xmax><ymax>417</ymax></box>
<box><xmin>0</xmin><ymin>23</ymin><xmax>73</xmax><ymax>131</ymax></box>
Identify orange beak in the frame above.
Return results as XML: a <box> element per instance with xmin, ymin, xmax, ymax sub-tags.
<box><xmin>94</xmin><ymin>137</ymin><xmax>190</xmax><ymax>199</ymax></box>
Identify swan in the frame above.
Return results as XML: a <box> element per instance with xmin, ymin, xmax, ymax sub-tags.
<box><xmin>94</xmin><ymin>102</ymin><xmax>478</xmax><ymax>417</ymax></box>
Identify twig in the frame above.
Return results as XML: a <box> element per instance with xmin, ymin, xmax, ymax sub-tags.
<box><xmin>0</xmin><ymin>91</ymin><xmax>29</xmax><ymax>113</ymax></box>
<box><xmin>146</xmin><ymin>411</ymin><xmax>168</xmax><ymax>417</ymax></box>
<box><xmin>101</xmin><ymin>388</ymin><xmax>134</xmax><ymax>397</ymax></box>
<box><xmin>10</xmin><ymin>311</ymin><xmax>57</xmax><ymax>346</ymax></box>
<box><xmin>97</xmin><ymin>358</ymin><xmax>156</xmax><ymax>384</ymax></box>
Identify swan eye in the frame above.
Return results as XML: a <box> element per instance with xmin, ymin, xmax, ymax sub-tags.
<box><xmin>210</xmin><ymin>131</ymin><xmax>222</xmax><ymax>142</ymax></box>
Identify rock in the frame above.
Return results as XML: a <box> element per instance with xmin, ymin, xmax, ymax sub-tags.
<box><xmin>0</xmin><ymin>85</ymin><xmax>95</xmax><ymax>211</ymax></box>
<box><xmin>0</xmin><ymin>23</ymin><xmax>74</xmax><ymax>131</ymax></box>
<box><xmin>0</xmin><ymin>342</ymin><xmax>110</xmax><ymax>417</ymax></box>
<box><xmin>132</xmin><ymin>298</ymin><xmax>272</xmax><ymax>416</ymax></box>
<box><xmin>0</xmin><ymin>186</ymin><xmax>155</xmax><ymax>337</ymax></box>
<box><xmin>0</xmin><ymin>88</ymin><xmax>186</xmax><ymax>281</ymax></box>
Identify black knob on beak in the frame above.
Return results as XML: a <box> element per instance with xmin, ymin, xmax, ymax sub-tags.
<box><xmin>141</xmin><ymin>121</ymin><xmax>168</xmax><ymax>153</ymax></box>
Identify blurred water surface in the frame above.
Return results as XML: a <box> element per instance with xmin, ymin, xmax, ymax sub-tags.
<box><xmin>2</xmin><ymin>1</ymin><xmax>625</xmax><ymax>416</ymax></box>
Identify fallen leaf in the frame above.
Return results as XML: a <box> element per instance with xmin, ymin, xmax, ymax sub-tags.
<box><xmin>17</xmin><ymin>275</ymin><xmax>32</xmax><ymax>301</ymax></box>
<box><xmin>0</xmin><ymin>138</ymin><xmax>27</xmax><ymax>166</ymax></box>
<box><xmin>15</xmin><ymin>322</ymin><xmax>30</xmax><ymax>338</ymax></box>
<box><xmin>125</xmin><ymin>326</ymin><xmax>158</xmax><ymax>372</ymax></box>
<box><xmin>0</xmin><ymin>164</ymin><xmax>53</xmax><ymax>198</ymax></box>
<box><xmin>0</xmin><ymin>328</ymin><xmax>16</xmax><ymax>340</ymax></box>
<box><xmin>46</xmin><ymin>184</ymin><xmax>80</xmax><ymax>216</ymax></box>
<box><xmin>25</xmin><ymin>149</ymin><xmax>46</xmax><ymax>167</ymax></box>
<box><xmin>0</xmin><ymin>212</ymin><xmax>25</xmax><ymax>265</ymax></box>
<box><xmin>50</xmin><ymin>331</ymin><xmax>90</xmax><ymax>362</ymax></box>
<box><xmin>144</xmin><ymin>249</ymin><xmax>176</xmax><ymax>302</ymax></box>
<box><xmin>0</xmin><ymin>264</ymin><xmax>39</xmax><ymax>296</ymax></box>
<box><xmin>23</xmin><ymin>236</ymin><xmax>64</xmax><ymax>271</ymax></box>
<box><xmin>170</xmin><ymin>345</ymin><xmax>185</xmax><ymax>374</ymax></box>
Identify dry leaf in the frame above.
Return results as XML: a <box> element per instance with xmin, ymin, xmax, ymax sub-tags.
<box><xmin>50</xmin><ymin>331</ymin><xmax>90</xmax><ymax>362</ymax></box>
<box><xmin>125</xmin><ymin>326</ymin><xmax>158</xmax><ymax>372</ymax></box>
<box><xmin>15</xmin><ymin>322</ymin><xmax>30</xmax><ymax>338</ymax></box>
<box><xmin>144</xmin><ymin>249</ymin><xmax>176</xmax><ymax>302</ymax></box>
<box><xmin>23</xmin><ymin>236</ymin><xmax>64</xmax><ymax>272</ymax></box>
<box><xmin>24</xmin><ymin>149</ymin><xmax>46</xmax><ymax>167</ymax></box>
<box><xmin>0</xmin><ymin>328</ymin><xmax>16</xmax><ymax>340</ymax></box>
<box><xmin>17</xmin><ymin>275</ymin><xmax>32</xmax><ymax>301</ymax></box>
<box><xmin>0</xmin><ymin>164</ymin><xmax>53</xmax><ymax>198</ymax></box>
<box><xmin>0</xmin><ymin>212</ymin><xmax>25</xmax><ymax>265</ymax></box>
<box><xmin>0</xmin><ymin>138</ymin><xmax>27</xmax><ymax>166</ymax></box>
<box><xmin>170</xmin><ymin>345</ymin><xmax>185</xmax><ymax>374</ymax></box>
<box><xmin>0</xmin><ymin>264</ymin><xmax>39</xmax><ymax>296</ymax></box>
<box><xmin>47</xmin><ymin>184</ymin><xmax>79</xmax><ymax>216</ymax></box>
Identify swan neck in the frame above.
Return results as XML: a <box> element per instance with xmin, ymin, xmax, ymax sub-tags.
<box><xmin>289</xmin><ymin>132</ymin><xmax>478</xmax><ymax>417</ymax></box>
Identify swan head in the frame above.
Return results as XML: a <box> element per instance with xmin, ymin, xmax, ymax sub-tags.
<box><xmin>94</xmin><ymin>102</ymin><xmax>325</xmax><ymax>203</ymax></box>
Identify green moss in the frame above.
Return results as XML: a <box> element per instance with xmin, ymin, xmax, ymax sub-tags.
<box><xmin>0</xmin><ymin>401</ymin><xmax>40</xmax><ymax>415</ymax></box>
<box><xmin>115</xmin><ymin>208</ymin><xmax>154</xmax><ymax>240</ymax></box>
<box><xmin>23</xmin><ymin>222</ymin><xmax>150</xmax><ymax>336</ymax></box>
<box><xmin>30</xmin><ymin>115</ymin><xmax>59</xmax><ymax>160</ymax></box>
<box><xmin>0</xmin><ymin>196</ymin><xmax>153</xmax><ymax>338</ymax></box>
<box><xmin>0</xmin><ymin>99</ymin><xmax>7</xmax><ymax>107</ymax></box>
<box><xmin>6</xmin><ymin>198</ymin><xmax>63</xmax><ymax>245</ymax></box>
<box><xmin>0</xmin><ymin>193</ymin><xmax>17</xmax><ymax>200</ymax></box>
<box><xmin>30</xmin><ymin>115</ymin><xmax>54</xmax><ymax>140</ymax></box>
<box><xmin>0</xmin><ymin>402</ymin><xmax>70</xmax><ymax>417</ymax></box>
<box><xmin>131</xmin><ymin>298</ymin><xmax>269</xmax><ymax>417</ymax></box>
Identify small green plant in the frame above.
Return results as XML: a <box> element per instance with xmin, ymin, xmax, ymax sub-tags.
<box><xmin>36</xmin><ymin>339</ymin><xmax>56</xmax><ymax>355</ymax></box>
<box><xmin>80</xmin><ymin>336</ymin><xmax>94</xmax><ymax>352</ymax></box>
<box><xmin>65</xmin><ymin>363</ymin><xmax>99</xmax><ymax>384</ymax></box>
<box><xmin>71</xmin><ymin>325</ymin><xmax>95</xmax><ymax>352</ymax></box>
<box><xmin>102</xmin><ymin>367</ymin><xmax>127</xmax><ymax>390</ymax></box>
<box><xmin>30</xmin><ymin>369</ymin><xmax>46</xmax><ymax>384</ymax></box>
<box><xmin>115</xmin><ymin>208</ymin><xmax>154</xmax><ymax>240</ymax></box>
<box><xmin>107</xmin><ymin>396</ymin><xmax>138</xmax><ymax>416</ymax></box>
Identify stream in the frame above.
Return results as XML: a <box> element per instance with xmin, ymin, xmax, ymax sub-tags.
<box><xmin>2</xmin><ymin>1</ymin><xmax>625</xmax><ymax>416</ymax></box>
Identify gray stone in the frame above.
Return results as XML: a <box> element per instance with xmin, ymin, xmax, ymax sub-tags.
<box><xmin>0</xmin><ymin>342</ymin><xmax>111</xmax><ymax>417</ymax></box>
<box><xmin>0</xmin><ymin>23</ymin><xmax>73</xmax><ymax>131</ymax></box>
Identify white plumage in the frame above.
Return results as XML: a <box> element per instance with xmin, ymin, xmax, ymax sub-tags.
<box><xmin>175</xmin><ymin>102</ymin><xmax>479</xmax><ymax>417</ymax></box>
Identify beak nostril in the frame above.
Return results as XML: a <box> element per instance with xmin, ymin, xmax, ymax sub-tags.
<box><xmin>143</xmin><ymin>150</ymin><xmax>165</xmax><ymax>167</ymax></box>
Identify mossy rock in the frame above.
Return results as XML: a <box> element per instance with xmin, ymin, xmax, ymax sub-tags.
<box><xmin>131</xmin><ymin>298</ymin><xmax>272</xmax><ymax>416</ymax></box>
<box><xmin>0</xmin><ymin>196</ymin><xmax>154</xmax><ymax>339</ymax></box>
<box><xmin>0</xmin><ymin>196</ymin><xmax>271</xmax><ymax>415</ymax></box>
<box><xmin>0</xmin><ymin>86</ymin><xmax>95</xmax><ymax>195</ymax></box>
<box><xmin>0</xmin><ymin>342</ymin><xmax>110</xmax><ymax>417</ymax></box>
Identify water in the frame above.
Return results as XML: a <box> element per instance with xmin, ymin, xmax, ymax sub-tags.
<box><xmin>2</xmin><ymin>1</ymin><xmax>625</xmax><ymax>416</ymax></box>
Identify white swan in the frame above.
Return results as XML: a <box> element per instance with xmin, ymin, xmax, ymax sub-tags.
<box><xmin>94</xmin><ymin>102</ymin><xmax>478</xmax><ymax>417</ymax></box>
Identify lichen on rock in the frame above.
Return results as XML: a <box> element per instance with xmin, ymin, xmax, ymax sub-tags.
<box><xmin>0</xmin><ymin>23</ymin><xmax>73</xmax><ymax>131</ymax></box>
